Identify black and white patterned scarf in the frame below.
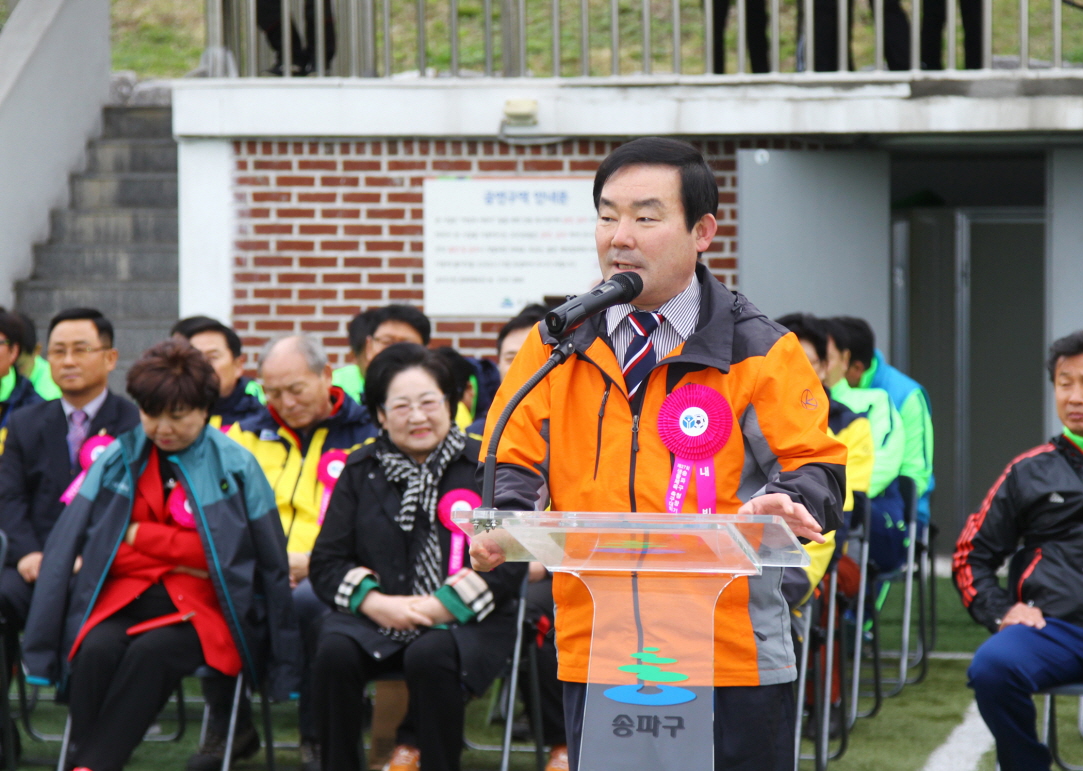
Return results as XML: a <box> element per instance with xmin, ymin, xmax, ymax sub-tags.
<box><xmin>374</xmin><ymin>425</ymin><xmax>466</xmax><ymax>641</ymax></box>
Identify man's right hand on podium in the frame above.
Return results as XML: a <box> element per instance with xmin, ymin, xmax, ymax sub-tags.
<box><xmin>469</xmin><ymin>535</ymin><xmax>506</xmax><ymax>572</ymax></box>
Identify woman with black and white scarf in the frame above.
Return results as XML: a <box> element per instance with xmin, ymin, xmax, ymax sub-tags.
<box><xmin>310</xmin><ymin>343</ymin><xmax>526</xmax><ymax>771</ymax></box>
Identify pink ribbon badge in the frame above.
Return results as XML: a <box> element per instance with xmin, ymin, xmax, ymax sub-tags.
<box><xmin>317</xmin><ymin>449</ymin><xmax>349</xmax><ymax>525</ymax></box>
<box><xmin>437</xmin><ymin>489</ymin><xmax>482</xmax><ymax>575</ymax></box>
<box><xmin>657</xmin><ymin>384</ymin><xmax>733</xmax><ymax>514</ymax></box>
<box><xmin>60</xmin><ymin>434</ymin><xmax>115</xmax><ymax>505</ymax></box>
<box><xmin>168</xmin><ymin>484</ymin><xmax>197</xmax><ymax>529</ymax></box>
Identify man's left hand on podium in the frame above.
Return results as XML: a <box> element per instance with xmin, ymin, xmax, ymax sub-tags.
<box><xmin>737</xmin><ymin>493</ymin><xmax>826</xmax><ymax>543</ymax></box>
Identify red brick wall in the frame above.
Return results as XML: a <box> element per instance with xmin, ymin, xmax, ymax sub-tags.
<box><xmin>231</xmin><ymin>137</ymin><xmax>800</xmax><ymax>368</ymax></box>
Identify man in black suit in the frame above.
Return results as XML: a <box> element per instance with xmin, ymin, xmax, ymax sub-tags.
<box><xmin>0</xmin><ymin>308</ymin><xmax>139</xmax><ymax>642</ymax></box>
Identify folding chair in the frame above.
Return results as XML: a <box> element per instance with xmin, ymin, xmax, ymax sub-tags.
<box><xmin>795</xmin><ymin>566</ymin><xmax>851</xmax><ymax>770</ymax></box>
<box><xmin>882</xmin><ymin>477</ymin><xmax>934</xmax><ymax>697</ymax></box>
<box><xmin>55</xmin><ymin>666</ymin><xmax>273</xmax><ymax>771</ymax></box>
<box><xmin>19</xmin><ymin>654</ymin><xmax>187</xmax><ymax>745</ymax></box>
<box><xmin>847</xmin><ymin>494</ymin><xmax>883</xmax><ymax>726</ymax></box>
<box><xmin>1041</xmin><ymin>683</ymin><xmax>1083</xmax><ymax>771</ymax></box>
<box><xmin>463</xmin><ymin>572</ymin><xmax>546</xmax><ymax>771</ymax></box>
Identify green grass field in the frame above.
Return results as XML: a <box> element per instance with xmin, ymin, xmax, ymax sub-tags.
<box><xmin>11</xmin><ymin>578</ymin><xmax>1082</xmax><ymax>770</ymax></box>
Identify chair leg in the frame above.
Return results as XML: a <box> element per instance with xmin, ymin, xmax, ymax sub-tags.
<box><xmin>818</xmin><ymin>571</ymin><xmax>838</xmax><ymax>765</ymax></box>
<box><xmin>891</xmin><ymin>518</ymin><xmax>919</xmax><ymax>697</ymax></box>
<box><xmin>260</xmin><ymin>687</ymin><xmax>276</xmax><ymax>771</ymax></box>
<box><xmin>221</xmin><ymin>673</ymin><xmax>245</xmax><ymax>771</ymax></box>
<box><xmin>793</xmin><ymin>603</ymin><xmax>813</xmax><ymax>771</ymax></box>
<box><xmin>500</xmin><ymin>581</ymin><xmax>530</xmax><ymax>771</ymax></box>
<box><xmin>849</xmin><ymin>535</ymin><xmax>872</xmax><ymax>726</ymax></box>
<box><xmin>56</xmin><ymin>715</ymin><xmax>72</xmax><ymax>771</ymax></box>
<box><xmin>0</xmin><ymin>633</ymin><xmax>16</xmax><ymax>771</ymax></box>
<box><xmin>525</xmin><ymin>641</ymin><xmax>546</xmax><ymax>771</ymax></box>
<box><xmin>199</xmin><ymin>703</ymin><xmax>211</xmax><ymax>748</ymax></box>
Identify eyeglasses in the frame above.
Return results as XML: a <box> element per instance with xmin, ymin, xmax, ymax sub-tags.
<box><xmin>383</xmin><ymin>396</ymin><xmax>447</xmax><ymax>418</ymax></box>
<box><xmin>46</xmin><ymin>346</ymin><xmax>108</xmax><ymax>360</ymax></box>
<box><xmin>371</xmin><ymin>335</ymin><xmax>416</xmax><ymax>348</ymax></box>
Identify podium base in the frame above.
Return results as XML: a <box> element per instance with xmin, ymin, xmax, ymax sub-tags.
<box><xmin>575</xmin><ymin>571</ymin><xmax>737</xmax><ymax>771</ymax></box>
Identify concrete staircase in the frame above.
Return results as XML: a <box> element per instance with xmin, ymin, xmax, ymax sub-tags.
<box><xmin>17</xmin><ymin>105</ymin><xmax>178</xmax><ymax>392</ymax></box>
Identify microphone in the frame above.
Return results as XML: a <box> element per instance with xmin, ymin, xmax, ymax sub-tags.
<box><xmin>544</xmin><ymin>272</ymin><xmax>644</xmax><ymax>337</ymax></box>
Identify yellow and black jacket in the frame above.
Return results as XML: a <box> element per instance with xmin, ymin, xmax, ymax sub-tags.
<box><xmin>227</xmin><ymin>386</ymin><xmax>376</xmax><ymax>552</ymax></box>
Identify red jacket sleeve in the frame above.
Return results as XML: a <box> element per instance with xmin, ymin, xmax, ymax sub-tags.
<box><xmin>110</xmin><ymin>542</ymin><xmax>174</xmax><ymax>580</ymax></box>
<box><xmin>131</xmin><ymin>522</ymin><xmax>209</xmax><ymax>571</ymax></box>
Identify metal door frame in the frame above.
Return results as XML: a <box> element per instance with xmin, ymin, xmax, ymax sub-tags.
<box><xmin>953</xmin><ymin>207</ymin><xmax>1045</xmax><ymax>529</ymax></box>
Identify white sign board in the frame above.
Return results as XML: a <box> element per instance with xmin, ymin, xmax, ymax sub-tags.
<box><xmin>423</xmin><ymin>177</ymin><xmax>601</xmax><ymax>317</ymax></box>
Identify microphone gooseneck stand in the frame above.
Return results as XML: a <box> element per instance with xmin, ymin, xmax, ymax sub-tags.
<box><xmin>479</xmin><ymin>336</ymin><xmax>577</xmax><ymax>515</ymax></box>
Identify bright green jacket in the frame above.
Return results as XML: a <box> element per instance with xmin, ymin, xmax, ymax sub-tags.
<box><xmin>28</xmin><ymin>357</ymin><xmax>62</xmax><ymax>400</ymax></box>
<box><xmin>859</xmin><ymin>351</ymin><xmax>934</xmax><ymax>500</ymax></box>
<box><xmin>331</xmin><ymin>365</ymin><xmax>364</xmax><ymax>406</ymax></box>
<box><xmin>831</xmin><ymin>379</ymin><xmax>904</xmax><ymax>499</ymax></box>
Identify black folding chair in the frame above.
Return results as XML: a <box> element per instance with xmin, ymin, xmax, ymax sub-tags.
<box><xmin>1041</xmin><ymin>683</ymin><xmax>1083</xmax><ymax>771</ymax></box>
<box><xmin>463</xmin><ymin>572</ymin><xmax>546</xmax><ymax>771</ymax></box>
<box><xmin>847</xmin><ymin>494</ymin><xmax>883</xmax><ymax>725</ymax></box>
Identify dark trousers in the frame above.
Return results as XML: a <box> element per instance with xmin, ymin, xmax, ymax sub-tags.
<box><xmin>712</xmin><ymin>0</ymin><xmax>770</xmax><ymax>73</ymax></box>
<box><xmin>920</xmin><ymin>0</ymin><xmax>983</xmax><ymax>68</ymax></box>
<box><xmin>204</xmin><ymin>578</ymin><xmax>328</xmax><ymax>741</ymax></box>
<box><xmin>877</xmin><ymin>0</ymin><xmax>913</xmax><ymax>70</ymax></box>
<box><xmin>563</xmin><ymin>680</ymin><xmax>795</xmax><ymax>771</ymax></box>
<box><xmin>255</xmin><ymin>0</ymin><xmax>336</xmax><ymax>68</ymax></box>
<box><xmin>811</xmin><ymin>0</ymin><xmax>855</xmax><ymax>70</ymax></box>
<box><xmin>969</xmin><ymin>618</ymin><xmax>1083</xmax><ymax>771</ymax></box>
<box><xmin>0</xmin><ymin>567</ymin><xmax>33</xmax><ymax>659</ymax></box>
<box><xmin>68</xmin><ymin>586</ymin><xmax>204</xmax><ymax>771</ymax></box>
<box><xmin>313</xmin><ymin>628</ymin><xmax>465</xmax><ymax>771</ymax></box>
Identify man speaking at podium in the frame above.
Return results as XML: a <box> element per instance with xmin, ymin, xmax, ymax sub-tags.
<box><xmin>472</xmin><ymin>138</ymin><xmax>846</xmax><ymax>770</ymax></box>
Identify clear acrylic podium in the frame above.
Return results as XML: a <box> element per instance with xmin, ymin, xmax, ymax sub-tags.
<box><xmin>455</xmin><ymin>510</ymin><xmax>810</xmax><ymax>771</ymax></box>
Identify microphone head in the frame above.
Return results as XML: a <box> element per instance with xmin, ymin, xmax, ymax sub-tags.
<box><xmin>610</xmin><ymin>271</ymin><xmax>644</xmax><ymax>302</ymax></box>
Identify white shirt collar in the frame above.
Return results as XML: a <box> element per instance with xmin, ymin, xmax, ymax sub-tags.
<box><xmin>606</xmin><ymin>274</ymin><xmax>700</xmax><ymax>340</ymax></box>
<box><xmin>61</xmin><ymin>388</ymin><xmax>109</xmax><ymax>423</ymax></box>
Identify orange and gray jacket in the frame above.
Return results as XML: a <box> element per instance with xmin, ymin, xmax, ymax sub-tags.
<box><xmin>484</xmin><ymin>264</ymin><xmax>846</xmax><ymax>687</ymax></box>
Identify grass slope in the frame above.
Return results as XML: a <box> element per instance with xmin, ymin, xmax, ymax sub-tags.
<box><xmin>110</xmin><ymin>0</ymin><xmax>1083</xmax><ymax>78</ymax></box>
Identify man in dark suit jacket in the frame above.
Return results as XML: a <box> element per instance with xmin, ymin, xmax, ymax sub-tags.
<box><xmin>0</xmin><ymin>308</ymin><xmax>139</xmax><ymax>639</ymax></box>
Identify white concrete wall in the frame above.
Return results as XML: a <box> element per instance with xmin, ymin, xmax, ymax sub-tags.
<box><xmin>738</xmin><ymin>149</ymin><xmax>892</xmax><ymax>355</ymax></box>
<box><xmin>1046</xmin><ymin>149</ymin><xmax>1083</xmax><ymax>435</ymax></box>
<box><xmin>173</xmin><ymin>76</ymin><xmax>1083</xmax><ymax>140</ymax></box>
<box><xmin>0</xmin><ymin>0</ymin><xmax>110</xmax><ymax>308</ymax></box>
<box><xmin>177</xmin><ymin>138</ymin><xmax>234</xmax><ymax>322</ymax></box>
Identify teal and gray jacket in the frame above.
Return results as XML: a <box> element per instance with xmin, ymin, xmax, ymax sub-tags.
<box><xmin>22</xmin><ymin>425</ymin><xmax>301</xmax><ymax>700</ymax></box>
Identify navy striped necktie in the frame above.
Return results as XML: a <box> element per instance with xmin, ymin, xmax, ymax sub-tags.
<box><xmin>622</xmin><ymin>310</ymin><xmax>663</xmax><ymax>398</ymax></box>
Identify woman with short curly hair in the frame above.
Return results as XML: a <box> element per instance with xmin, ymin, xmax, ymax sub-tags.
<box><xmin>23</xmin><ymin>339</ymin><xmax>300</xmax><ymax>771</ymax></box>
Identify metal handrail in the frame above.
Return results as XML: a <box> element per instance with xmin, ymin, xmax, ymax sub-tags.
<box><xmin>204</xmin><ymin>0</ymin><xmax>1082</xmax><ymax>79</ymax></box>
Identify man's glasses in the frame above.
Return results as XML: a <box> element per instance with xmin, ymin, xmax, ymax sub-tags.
<box><xmin>46</xmin><ymin>346</ymin><xmax>108</xmax><ymax>361</ymax></box>
<box><xmin>384</xmin><ymin>396</ymin><xmax>447</xmax><ymax>418</ymax></box>
<box><xmin>371</xmin><ymin>335</ymin><xmax>415</xmax><ymax>348</ymax></box>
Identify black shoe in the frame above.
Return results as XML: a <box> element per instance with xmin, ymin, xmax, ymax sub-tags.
<box><xmin>300</xmin><ymin>740</ymin><xmax>321</xmax><ymax>771</ymax></box>
<box><xmin>186</xmin><ymin>724</ymin><xmax>260</xmax><ymax>771</ymax></box>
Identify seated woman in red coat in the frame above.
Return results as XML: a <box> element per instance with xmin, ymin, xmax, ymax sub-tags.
<box><xmin>22</xmin><ymin>340</ymin><xmax>299</xmax><ymax>771</ymax></box>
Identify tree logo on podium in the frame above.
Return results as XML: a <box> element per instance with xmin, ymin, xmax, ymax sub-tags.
<box><xmin>604</xmin><ymin>647</ymin><xmax>696</xmax><ymax>706</ymax></box>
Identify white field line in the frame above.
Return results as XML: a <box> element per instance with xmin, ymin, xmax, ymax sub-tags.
<box><xmin>921</xmin><ymin>701</ymin><xmax>995</xmax><ymax>771</ymax></box>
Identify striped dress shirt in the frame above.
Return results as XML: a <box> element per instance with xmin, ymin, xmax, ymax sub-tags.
<box><xmin>606</xmin><ymin>274</ymin><xmax>701</xmax><ymax>368</ymax></box>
